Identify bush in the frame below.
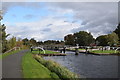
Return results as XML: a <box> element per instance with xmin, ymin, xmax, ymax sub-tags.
<box><xmin>34</xmin><ymin>55</ymin><xmax>80</xmax><ymax>80</ymax></box>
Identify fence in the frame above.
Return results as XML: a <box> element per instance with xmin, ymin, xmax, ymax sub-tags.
<box><xmin>4</xmin><ymin>47</ymin><xmax>21</xmax><ymax>54</ymax></box>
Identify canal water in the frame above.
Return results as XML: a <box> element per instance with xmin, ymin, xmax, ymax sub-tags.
<box><xmin>44</xmin><ymin>51</ymin><xmax>118</xmax><ymax>78</ymax></box>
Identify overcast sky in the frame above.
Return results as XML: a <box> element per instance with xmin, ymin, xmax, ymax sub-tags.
<box><xmin>2</xmin><ymin>2</ymin><xmax>118</xmax><ymax>41</ymax></box>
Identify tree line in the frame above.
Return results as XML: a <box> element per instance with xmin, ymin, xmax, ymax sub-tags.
<box><xmin>1</xmin><ymin>18</ymin><xmax>120</xmax><ymax>53</ymax></box>
<box><xmin>0</xmin><ymin>24</ymin><xmax>64</xmax><ymax>53</ymax></box>
<box><xmin>64</xmin><ymin>24</ymin><xmax>120</xmax><ymax>47</ymax></box>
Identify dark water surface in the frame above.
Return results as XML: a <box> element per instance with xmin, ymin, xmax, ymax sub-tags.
<box><xmin>44</xmin><ymin>51</ymin><xmax>118</xmax><ymax>78</ymax></box>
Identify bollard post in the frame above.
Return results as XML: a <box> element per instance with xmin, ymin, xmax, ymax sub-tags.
<box><xmin>75</xmin><ymin>48</ymin><xmax>79</xmax><ymax>55</ymax></box>
<box><xmin>31</xmin><ymin>47</ymin><xmax>33</xmax><ymax>52</ymax></box>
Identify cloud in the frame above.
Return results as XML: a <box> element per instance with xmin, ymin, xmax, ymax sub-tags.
<box><xmin>46</xmin><ymin>24</ymin><xmax>53</xmax><ymax>27</ymax></box>
<box><xmin>4</xmin><ymin>15</ymin><xmax>79</xmax><ymax>41</ymax></box>
<box><xmin>23</xmin><ymin>14</ymin><xmax>36</xmax><ymax>19</ymax></box>
<box><xmin>118</xmin><ymin>2</ymin><xmax>120</xmax><ymax>23</ymax></box>
<box><xmin>46</xmin><ymin>2</ymin><xmax>118</xmax><ymax>38</ymax></box>
<box><xmin>3</xmin><ymin>2</ymin><xmax>118</xmax><ymax>41</ymax></box>
<box><xmin>42</xmin><ymin>28</ymin><xmax>51</xmax><ymax>32</ymax></box>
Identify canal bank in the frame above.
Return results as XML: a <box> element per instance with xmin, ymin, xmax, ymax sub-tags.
<box><xmin>67</xmin><ymin>49</ymin><xmax>120</xmax><ymax>55</ymax></box>
<box><xmin>22</xmin><ymin>50</ymin><xmax>79</xmax><ymax>79</ymax></box>
<box><xmin>44</xmin><ymin>51</ymin><xmax>118</xmax><ymax>78</ymax></box>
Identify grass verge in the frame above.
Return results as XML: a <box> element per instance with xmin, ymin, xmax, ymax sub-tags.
<box><xmin>22</xmin><ymin>52</ymin><xmax>60</xmax><ymax>79</ymax></box>
<box><xmin>0</xmin><ymin>50</ymin><xmax>21</xmax><ymax>59</ymax></box>
<box><xmin>34</xmin><ymin>55</ymin><xmax>79</xmax><ymax>80</ymax></box>
<box><xmin>32</xmin><ymin>50</ymin><xmax>59</xmax><ymax>54</ymax></box>
<box><xmin>68</xmin><ymin>48</ymin><xmax>85</xmax><ymax>51</ymax></box>
<box><xmin>91</xmin><ymin>50</ymin><xmax>120</xmax><ymax>54</ymax></box>
<box><xmin>78</xmin><ymin>49</ymin><xmax>85</xmax><ymax>50</ymax></box>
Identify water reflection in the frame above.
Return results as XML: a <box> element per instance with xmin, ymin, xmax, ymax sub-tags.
<box><xmin>44</xmin><ymin>51</ymin><xmax>118</xmax><ymax>78</ymax></box>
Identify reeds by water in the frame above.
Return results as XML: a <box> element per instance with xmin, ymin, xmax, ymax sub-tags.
<box><xmin>34</xmin><ymin>55</ymin><xmax>80</xmax><ymax>80</ymax></box>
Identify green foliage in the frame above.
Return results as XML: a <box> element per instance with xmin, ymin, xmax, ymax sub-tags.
<box><xmin>107</xmin><ymin>32</ymin><xmax>119</xmax><ymax>46</ymax></box>
<box><xmin>22</xmin><ymin>38</ymin><xmax>29</xmax><ymax>46</ymax></box>
<box><xmin>0</xmin><ymin>10</ymin><xmax>3</xmax><ymax>20</ymax></box>
<box><xmin>44</xmin><ymin>40</ymin><xmax>63</xmax><ymax>45</ymax></box>
<box><xmin>96</xmin><ymin>35</ymin><xmax>108</xmax><ymax>46</ymax></box>
<box><xmin>74</xmin><ymin>31</ymin><xmax>94</xmax><ymax>46</ymax></box>
<box><xmin>7</xmin><ymin>36</ymin><xmax>17</xmax><ymax>50</ymax></box>
<box><xmin>22</xmin><ymin>53</ymin><xmax>60</xmax><ymax>79</ymax></box>
<box><xmin>37</xmin><ymin>41</ymin><xmax>44</xmax><ymax>45</ymax></box>
<box><xmin>0</xmin><ymin>24</ymin><xmax>2</xmax><ymax>53</ymax></box>
<box><xmin>30</xmin><ymin>38</ymin><xmax>37</xmax><ymax>46</ymax></box>
<box><xmin>64</xmin><ymin>34</ymin><xmax>75</xmax><ymax>45</ymax></box>
<box><xmin>96</xmin><ymin>32</ymin><xmax>119</xmax><ymax>46</ymax></box>
<box><xmin>16</xmin><ymin>38</ymin><xmax>23</xmax><ymax>47</ymax></box>
<box><xmin>64</xmin><ymin>31</ymin><xmax>94</xmax><ymax>46</ymax></box>
<box><xmin>34</xmin><ymin>55</ymin><xmax>79</xmax><ymax>80</ymax></box>
<box><xmin>0</xmin><ymin>24</ymin><xmax>10</xmax><ymax>53</ymax></box>
<box><xmin>114</xmin><ymin>23</ymin><xmax>120</xmax><ymax>42</ymax></box>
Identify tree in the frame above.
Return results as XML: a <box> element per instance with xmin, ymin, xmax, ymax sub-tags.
<box><xmin>96</xmin><ymin>35</ymin><xmax>109</xmax><ymax>46</ymax></box>
<box><xmin>7</xmin><ymin>36</ymin><xmax>17</xmax><ymax>49</ymax></box>
<box><xmin>107</xmin><ymin>32</ymin><xmax>119</xmax><ymax>46</ymax></box>
<box><xmin>74</xmin><ymin>31</ymin><xmax>94</xmax><ymax>46</ymax></box>
<box><xmin>22</xmin><ymin>38</ymin><xmax>29</xmax><ymax>46</ymax></box>
<box><xmin>0</xmin><ymin>10</ymin><xmax>3</xmax><ymax>20</ymax></box>
<box><xmin>16</xmin><ymin>38</ymin><xmax>23</xmax><ymax>48</ymax></box>
<box><xmin>96</xmin><ymin>32</ymin><xmax>119</xmax><ymax>46</ymax></box>
<box><xmin>37</xmin><ymin>41</ymin><xmax>43</xmax><ymax>45</ymax></box>
<box><xmin>64</xmin><ymin>34</ymin><xmax>75</xmax><ymax>46</ymax></box>
<box><xmin>29</xmin><ymin>38</ymin><xmax>37</xmax><ymax>46</ymax></box>
<box><xmin>0</xmin><ymin>24</ymin><xmax>10</xmax><ymax>53</ymax></box>
<box><xmin>43</xmin><ymin>40</ymin><xmax>62</xmax><ymax>45</ymax></box>
<box><xmin>114</xmin><ymin>23</ymin><xmax>120</xmax><ymax>43</ymax></box>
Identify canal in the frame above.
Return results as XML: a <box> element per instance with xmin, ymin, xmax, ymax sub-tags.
<box><xmin>44</xmin><ymin>51</ymin><xmax>118</xmax><ymax>78</ymax></box>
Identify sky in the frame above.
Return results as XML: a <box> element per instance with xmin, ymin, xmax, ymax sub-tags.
<box><xmin>1</xmin><ymin>2</ymin><xmax>118</xmax><ymax>41</ymax></box>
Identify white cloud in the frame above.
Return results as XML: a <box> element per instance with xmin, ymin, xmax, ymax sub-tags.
<box><xmin>47</xmin><ymin>2</ymin><xmax>118</xmax><ymax>38</ymax></box>
<box><xmin>3</xmin><ymin>2</ymin><xmax>118</xmax><ymax>41</ymax></box>
<box><xmin>4</xmin><ymin>16</ymin><xmax>80</xmax><ymax>41</ymax></box>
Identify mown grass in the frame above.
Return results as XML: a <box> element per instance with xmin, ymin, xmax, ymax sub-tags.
<box><xmin>78</xmin><ymin>49</ymin><xmax>85</xmax><ymax>50</ymax></box>
<box><xmin>32</xmin><ymin>50</ymin><xmax>59</xmax><ymax>54</ymax></box>
<box><xmin>22</xmin><ymin>52</ymin><xmax>60</xmax><ymax>79</ymax></box>
<box><xmin>0</xmin><ymin>50</ymin><xmax>20</xmax><ymax>59</ymax></box>
<box><xmin>68</xmin><ymin>48</ymin><xmax>85</xmax><ymax>51</ymax></box>
<box><xmin>91</xmin><ymin>50</ymin><xmax>120</xmax><ymax>54</ymax></box>
<box><xmin>34</xmin><ymin>55</ymin><xmax>79</xmax><ymax>80</ymax></box>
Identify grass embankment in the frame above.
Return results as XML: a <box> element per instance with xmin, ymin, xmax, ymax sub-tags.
<box><xmin>0</xmin><ymin>50</ymin><xmax>20</xmax><ymax>59</ymax></box>
<box><xmin>68</xmin><ymin>48</ymin><xmax>85</xmax><ymax>51</ymax></box>
<box><xmin>32</xmin><ymin>50</ymin><xmax>59</xmax><ymax>54</ymax></box>
<box><xmin>91</xmin><ymin>50</ymin><xmax>120</xmax><ymax>54</ymax></box>
<box><xmin>34</xmin><ymin>55</ymin><xmax>79</xmax><ymax>80</ymax></box>
<box><xmin>22</xmin><ymin>52</ymin><xmax>60</xmax><ymax>79</ymax></box>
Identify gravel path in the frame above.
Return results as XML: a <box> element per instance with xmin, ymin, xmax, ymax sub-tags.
<box><xmin>2</xmin><ymin>50</ymin><xmax>29</xmax><ymax>78</ymax></box>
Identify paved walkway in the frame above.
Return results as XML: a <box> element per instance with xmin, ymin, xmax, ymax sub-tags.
<box><xmin>2</xmin><ymin>50</ymin><xmax>29</xmax><ymax>78</ymax></box>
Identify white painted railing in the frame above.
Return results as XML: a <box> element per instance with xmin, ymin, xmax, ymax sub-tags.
<box><xmin>4</xmin><ymin>47</ymin><xmax>20</xmax><ymax>54</ymax></box>
<box><xmin>115</xmin><ymin>47</ymin><xmax>120</xmax><ymax>53</ymax></box>
<box><xmin>33</xmin><ymin>47</ymin><xmax>45</xmax><ymax>54</ymax></box>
